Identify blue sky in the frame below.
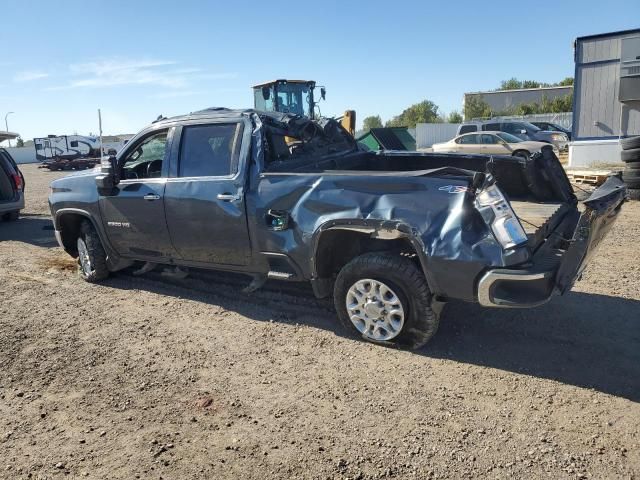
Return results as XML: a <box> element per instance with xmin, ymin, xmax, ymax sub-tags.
<box><xmin>1</xmin><ymin>0</ymin><xmax>639</xmax><ymax>140</ymax></box>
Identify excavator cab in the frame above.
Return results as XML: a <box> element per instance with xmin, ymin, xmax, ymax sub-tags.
<box><xmin>253</xmin><ymin>80</ymin><xmax>323</xmax><ymax>119</ymax></box>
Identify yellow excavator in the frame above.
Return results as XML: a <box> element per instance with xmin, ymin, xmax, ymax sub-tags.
<box><xmin>252</xmin><ymin>79</ymin><xmax>356</xmax><ymax>136</ymax></box>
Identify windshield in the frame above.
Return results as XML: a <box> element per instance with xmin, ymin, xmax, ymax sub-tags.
<box><xmin>522</xmin><ymin>122</ymin><xmax>541</xmax><ymax>132</ymax></box>
<box><xmin>276</xmin><ymin>83</ymin><xmax>312</xmax><ymax>117</ymax></box>
<box><xmin>496</xmin><ymin>132</ymin><xmax>524</xmax><ymax>143</ymax></box>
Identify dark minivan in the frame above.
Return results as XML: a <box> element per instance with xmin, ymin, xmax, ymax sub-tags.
<box><xmin>0</xmin><ymin>148</ymin><xmax>25</xmax><ymax>221</ymax></box>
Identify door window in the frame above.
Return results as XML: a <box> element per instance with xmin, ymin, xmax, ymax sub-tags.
<box><xmin>483</xmin><ymin>123</ymin><xmax>501</xmax><ymax>131</ymax></box>
<box><xmin>179</xmin><ymin>123</ymin><xmax>243</xmax><ymax>178</ymax></box>
<box><xmin>503</xmin><ymin>123</ymin><xmax>526</xmax><ymax>134</ymax></box>
<box><xmin>481</xmin><ymin>134</ymin><xmax>500</xmax><ymax>144</ymax></box>
<box><xmin>457</xmin><ymin>134</ymin><xmax>480</xmax><ymax>144</ymax></box>
<box><xmin>121</xmin><ymin>131</ymin><xmax>169</xmax><ymax>179</ymax></box>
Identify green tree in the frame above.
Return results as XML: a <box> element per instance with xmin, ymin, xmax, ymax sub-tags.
<box><xmin>362</xmin><ymin>115</ymin><xmax>383</xmax><ymax>131</ymax></box>
<box><xmin>557</xmin><ymin>77</ymin><xmax>574</xmax><ymax>86</ymax></box>
<box><xmin>447</xmin><ymin>111</ymin><xmax>463</xmax><ymax>123</ymax></box>
<box><xmin>499</xmin><ymin>78</ymin><xmax>523</xmax><ymax>90</ymax></box>
<box><xmin>16</xmin><ymin>136</ymin><xmax>24</xmax><ymax>147</ymax></box>
<box><xmin>464</xmin><ymin>95</ymin><xmax>492</xmax><ymax>120</ymax></box>
<box><xmin>385</xmin><ymin>100</ymin><xmax>441</xmax><ymax>128</ymax></box>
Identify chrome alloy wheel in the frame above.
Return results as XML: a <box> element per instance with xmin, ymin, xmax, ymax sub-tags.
<box><xmin>77</xmin><ymin>237</ymin><xmax>92</xmax><ymax>275</ymax></box>
<box><xmin>345</xmin><ymin>278</ymin><xmax>405</xmax><ymax>341</ymax></box>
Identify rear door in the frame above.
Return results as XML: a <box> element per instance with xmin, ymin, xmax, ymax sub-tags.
<box><xmin>456</xmin><ymin>134</ymin><xmax>481</xmax><ymax>154</ymax></box>
<box><xmin>163</xmin><ymin>119</ymin><xmax>252</xmax><ymax>266</ymax></box>
<box><xmin>99</xmin><ymin>127</ymin><xmax>177</xmax><ymax>259</ymax></box>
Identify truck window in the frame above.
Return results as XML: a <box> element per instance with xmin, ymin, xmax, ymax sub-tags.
<box><xmin>122</xmin><ymin>131</ymin><xmax>168</xmax><ymax>179</ymax></box>
<box><xmin>458</xmin><ymin>125</ymin><xmax>477</xmax><ymax>134</ymax></box>
<box><xmin>179</xmin><ymin>123</ymin><xmax>243</xmax><ymax>178</ymax></box>
<box><xmin>483</xmin><ymin>123</ymin><xmax>501</xmax><ymax>131</ymax></box>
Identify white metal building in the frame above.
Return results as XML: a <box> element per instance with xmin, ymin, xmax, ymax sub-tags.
<box><xmin>570</xmin><ymin>28</ymin><xmax>640</xmax><ymax>167</ymax></box>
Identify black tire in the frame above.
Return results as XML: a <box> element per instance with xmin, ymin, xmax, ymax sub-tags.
<box><xmin>621</xmin><ymin>136</ymin><xmax>640</xmax><ymax>151</ymax></box>
<box><xmin>620</xmin><ymin>148</ymin><xmax>640</xmax><ymax>162</ymax></box>
<box><xmin>627</xmin><ymin>188</ymin><xmax>640</xmax><ymax>201</ymax></box>
<box><xmin>622</xmin><ymin>169</ymin><xmax>640</xmax><ymax>188</ymax></box>
<box><xmin>77</xmin><ymin>220</ymin><xmax>109</xmax><ymax>282</ymax></box>
<box><xmin>2</xmin><ymin>210</ymin><xmax>19</xmax><ymax>221</ymax></box>
<box><xmin>334</xmin><ymin>252</ymin><xmax>440</xmax><ymax>349</ymax></box>
<box><xmin>624</xmin><ymin>161</ymin><xmax>640</xmax><ymax>170</ymax></box>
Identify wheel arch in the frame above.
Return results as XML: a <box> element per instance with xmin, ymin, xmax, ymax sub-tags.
<box><xmin>54</xmin><ymin>208</ymin><xmax>103</xmax><ymax>256</ymax></box>
<box><xmin>310</xmin><ymin>220</ymin><xmax>438</xmax><ymax>298</ymax></box>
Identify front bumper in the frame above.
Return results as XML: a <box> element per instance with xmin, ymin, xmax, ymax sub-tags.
<box><xmin>477</xmin><ymin>175</ymin><xmax>626</xmax><ymax>308</ymax></box>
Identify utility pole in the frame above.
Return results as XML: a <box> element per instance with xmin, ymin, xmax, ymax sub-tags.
<box><xmin>4</xmin><ymin>111</ymin><xmax>14</xmax><ymax>147</ymax></box>
<box><xmin>98</xmin><ymin>109</ymin><xmax>103</xmax><ymax>160</ymax></box>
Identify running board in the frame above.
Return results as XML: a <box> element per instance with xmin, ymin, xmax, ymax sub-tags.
<box><xmin>267</xmin><ymin>271</ymin><xmax>293</xmax><ymax>280</ymax></box>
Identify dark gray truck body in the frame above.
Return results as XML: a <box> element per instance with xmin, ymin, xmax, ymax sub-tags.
<box><xmin>49</xmin><ymin>109</ymin><xmax>626</xmax><ymax>325</ymax></box>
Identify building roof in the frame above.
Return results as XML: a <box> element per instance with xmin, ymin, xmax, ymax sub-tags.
<box><xmin>575</xmin><ymin>28</ymin><xmax>640</xmax><ymax>42</ymax></box>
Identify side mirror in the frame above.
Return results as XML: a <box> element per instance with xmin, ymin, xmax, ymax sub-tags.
<box><xmin>262</xmin><ymin>86</ymin><xmax>271</xmax><ymax>100</ymax></box>
<box><xmin>95</xmin><ymin>154</ymin><xmax>118</xmax><ymax>194</ymax></box>
<box><xmin>320</xmin><ymin>87</ymin><xmax>326</xmax><ymax>100</ymax></box>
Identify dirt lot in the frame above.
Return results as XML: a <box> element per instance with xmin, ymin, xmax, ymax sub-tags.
<box><xmin>1</xmin><ymin>164</ymin><xmax>639</xmax><ymax>479</ymax></box>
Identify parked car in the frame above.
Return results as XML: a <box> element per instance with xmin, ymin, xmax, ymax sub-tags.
<box><xmin>49</xmin><ymin>108</ymin><xmax>626</xmax><ymax>349</ymax></box>
<box><xmin>457</xmin><ymin>121</ymin><xmax>569</xmax><ymax>150</ymax></box>
<box><xmin>0</xmin><ymin>148</ymin><xmax>25</xmax><ymax>221</ymax></box>
<box><xmin>530</xmin><ymin>121</ymin><xmax>572</xmax><ymax>140</ymax></box>
<box><xmin>432</xmin><ymin>132</ymin><xmax>558</xmax><ymax>159</ymax></box>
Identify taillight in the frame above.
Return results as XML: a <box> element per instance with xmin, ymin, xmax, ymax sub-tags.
<box><xmin>12</xmin><ymin>174</ymin><xmax>23</xmax><ymax>191</ymax></box>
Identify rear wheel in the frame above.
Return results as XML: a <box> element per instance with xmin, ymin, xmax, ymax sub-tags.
<box><xmin>77</xmin><ymin>220</ymin><xmax>109</xmax><ymax>282</ymax></box>
<box><xmin>334</xmin><ymin>253</ymin><xmax>440</xmax><ymax>349</ymax></box>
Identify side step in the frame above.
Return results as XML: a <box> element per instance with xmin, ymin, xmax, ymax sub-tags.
<box><xmin>267</xmin><ymin>271</ymin><xmax>293</xmax><ymax>280</ymax></box>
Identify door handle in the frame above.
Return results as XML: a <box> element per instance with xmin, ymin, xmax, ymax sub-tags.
<box><xmin>216</xmin><ymin>193</ymin><xmax>241</xmax><ymax>202</ymax></box>
<box><xmin>143</xmin><ymin>194</ymin><xmax>160</xmax><ymax>201</ymax></box>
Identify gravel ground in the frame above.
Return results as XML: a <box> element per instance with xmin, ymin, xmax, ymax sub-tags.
<box><xmin>0</xmin><ymin>164</ymin><xmax>638</xmax><ymax>480</ymax></box>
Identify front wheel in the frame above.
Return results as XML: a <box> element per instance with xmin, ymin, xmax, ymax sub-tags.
<box><xmin>77</xmin><ymin>220</ymin><xmax>109</xmax><ymax>282</ymax></box>
<box><xmin>334</xmin><ymin>253</ymin><xmax>440</xmax><ymax>349</ymax></box>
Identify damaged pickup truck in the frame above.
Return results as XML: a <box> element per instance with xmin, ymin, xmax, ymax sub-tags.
<box><xmin>49</xmin><ymin>108</ymin><xmax>627</xmax><ymax>348</ymax></box>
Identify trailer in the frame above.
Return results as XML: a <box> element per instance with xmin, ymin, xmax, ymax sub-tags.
<box><xmin>34</xmin><ymin>135</ymin><xmax>101</xmax><ymax>162</ymax></box>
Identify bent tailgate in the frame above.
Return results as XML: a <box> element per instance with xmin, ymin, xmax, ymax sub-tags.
<box><xmin>555</xmin><ymin>175</ymin><xmax>627</xmax><ymax>294</ymax></box>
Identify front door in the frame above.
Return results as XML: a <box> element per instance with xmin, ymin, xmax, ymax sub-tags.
<box><xmin>480</xmin><ymin>134</ymin><xmax>511</xmax><ymax>155</ymax></box>
<box><xmin>164</xmin><ymin>121</ymin><xmax>251</xmax><ymax>266</ymax></box>
<box><xmin>99</xmin><ymin>128</ymin><xmax>177</xmax><ymax>259</ymax></box>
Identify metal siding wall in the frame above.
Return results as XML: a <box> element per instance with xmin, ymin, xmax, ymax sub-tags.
<box><xmin>415</xmin><ymin>123</ymin><xmax>460</xmax><ymax>148</ymax></box>
<box><xmin>497</xmin><ymin>112</ymin><xmax>573</xmax><ymax>128</ymax></box>
<box><xmin>575</xmin><ymin>33</ymin><xmax>640</xmax><ymax>139</ymax></box>
<box><xmin>579</xmin><ymin>37</ymin><xmax>620</xmax><ymax>63</ymax></box>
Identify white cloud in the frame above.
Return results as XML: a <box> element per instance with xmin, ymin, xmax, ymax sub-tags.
<box><xmin>14</xmin><ymin>71</ymin><xmax>49</xmax><ymax>82</ymax></box>
<box><xmin>54</xmin><ymin>58</ymin><xmax>237</xmax><ymax>90</ymax></box>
